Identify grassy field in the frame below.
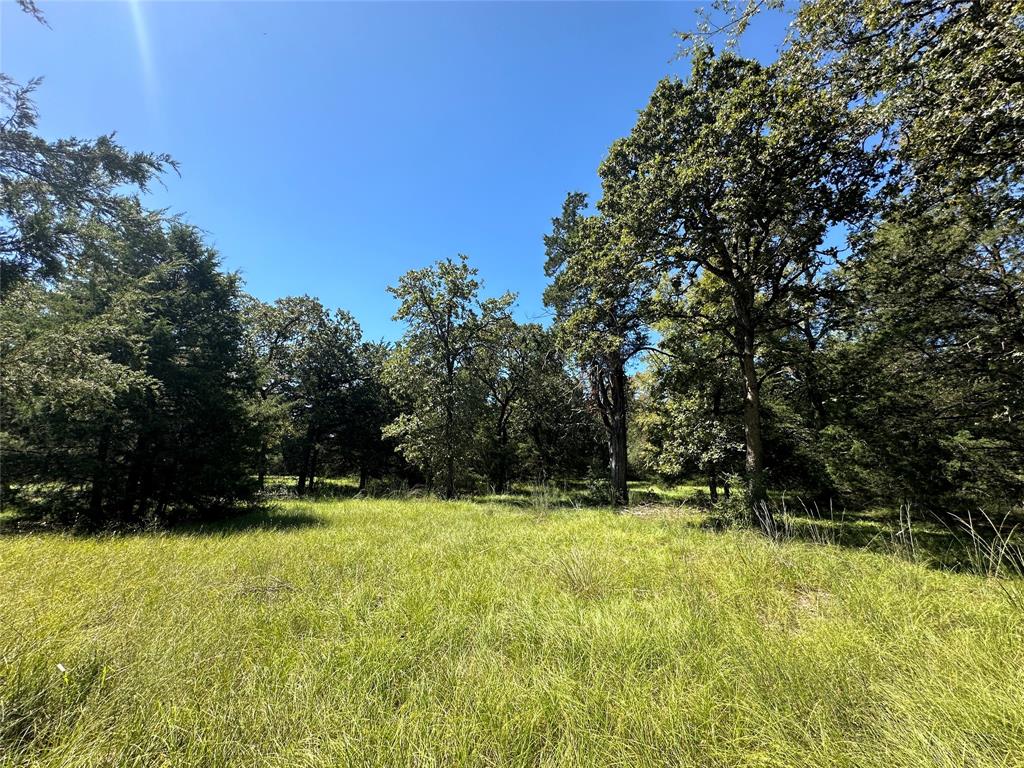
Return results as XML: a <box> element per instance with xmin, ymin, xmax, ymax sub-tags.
<box><xmin>2</xmin><ymin>496</ymin><xmax>1023</xmax><ymax>767</ymax></box>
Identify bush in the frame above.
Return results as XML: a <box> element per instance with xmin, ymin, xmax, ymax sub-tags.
<box><xmin>704</xmin><ymin>490</ymin><xmax>750</xmax><ymax>531</ymax></box>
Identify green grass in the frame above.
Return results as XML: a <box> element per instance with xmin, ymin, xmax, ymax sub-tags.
<box><xmin>2</xmin><ymin>497</ymin><xmax>1023</xmax><ymax>767</ymax></box>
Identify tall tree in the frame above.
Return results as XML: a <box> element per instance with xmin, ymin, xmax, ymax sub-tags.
<box><xmin>241</xmin><ymin>295</ymin><xmax>362</xmax><ymax>493</ymax></box>
<box><xmin>509</xmin><ymin>325</ymin><xmax>605</xmax><ymax>484</ymax></box>
<box><xmin>469</xmin><ymin>318</ymin><xmax>536</xmax><ymax>494</ymax></box>
<box><xmin>290</xmin><ymin>305</ymin><xmax>362</xmax><ymax>495</ymax></box>
<box><xmin>385</xmin><ymin>255</ymin><xmax>513</xmax><ymax>498</ymax></box>
<box><xmin>346</xmin><ymin>341</ymin><xmax>402</xmax><ymax>491</ymax></box>
<box><xmin>819</xmin><ymin>206</ymin><xmax>1024</xmax><ymax>509</ymax></box>
<box><xmin>544</xmin><ymin>194</ymin><xmax>651</xmax><ymax>505</ymax></box>
<box><xmin>599</xmin><ymin>48</ymin><xmax>873</xmax><ymax>505</ymax></box>
<box><xmin>636</xmin><ymin>279</ymin><xmax>745</xmax><ymax>501</ymax></box>
<box><xmin>241</xmin><ymin>295</ymin><xmax>316</xmax><ymax>488</ymax></box>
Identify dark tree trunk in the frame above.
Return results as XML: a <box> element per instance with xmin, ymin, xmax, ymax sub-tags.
<box><xmin>297</xmin><ymin>454</ymin><xmax>309</xmax><ymax>496</ymax></box>
<box><xmin>358</xmin><ymin>465</ymin><xmax>368</xmax><ymax>492</ymax></box>
<box><xmin>493</xmin><ymin>451</ymin><xmax>508</xmax><ymax>495</ymax></box>
<box><xmin>444</xmin><ymin>453</ymin><xmax>456</xmax><ymax>499</ymax></box>
<box><xmin>309</xmin><ymin>446</ymin><xmax>319</xmax><ymax>492</ymax></box>
<box><xmin>739</xmin><ymin>346</ymin><xmax>766</xmax><ymax>504</ymax></box>
<box><xmin>609</xmin><ymin>420</ymin><xmax>628</xmax><ymax>506</ymax></box>
<box><xmin>492</xmin><ymin>403</ymin><xmax>510</xmax><ymax>494</ymax></box>
<box><xmin>442</xmin><ymin>357</ymin><xmax>457</xmax><ymax>500</ymax></box>
<box><xmin>730</xmin><ymin>282</ymin><xmax>768</xmax><ymax>514</ymax></box>
<box><xmin>708</xmin><ymin>462</ymin><xmax>719</xmax><ymax>503</ymax></box>
<box><xmin>607</xmin><ymin>360</ymin><xmax>629</xmax><ymax>506</ymax></box>
<box><xmin>733</xmin><ymin>286</ymin><xmax>765</xmax><ymax>514</ymax></box>
<box><xmin>733</xmin><ymin>313</ymin><xmax>766</xmax><ymax>510</ymax></box>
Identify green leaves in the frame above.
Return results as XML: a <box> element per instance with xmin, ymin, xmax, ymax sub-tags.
<box><xmin>0</xmin><ymin>77</ymin><xmax>176</xmax><ymax>290</ymax></box>
<box><xmin>385</xmin><ymin>255</ymin><xmax>515</xmax><ymax>496</ymax></box>
<box><xmin>1</xmin><ymin>201</ymin><xmax>261</xmax><ymax>525</ymax></box>
<box><xmin>790</xmin><ymin>0</ymin><xmax>1024</xmax><ymax>213</ymax></box>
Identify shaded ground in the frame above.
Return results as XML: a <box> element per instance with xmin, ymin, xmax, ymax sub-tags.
<box><xmin>4</xmin><ymin>477</ymin><xmax>1020</xmax><ymax>575</ymax></box>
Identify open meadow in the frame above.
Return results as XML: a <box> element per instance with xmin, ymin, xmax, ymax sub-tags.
<box><xmin>4</xmin><ymin>0</ymin><xmax>1023</xmax><ymax>765</ymax></box>
<box><xmin>2</xmin><ymin>495</ymin><xmax>1022</xmax><ymax>767</ymax></box>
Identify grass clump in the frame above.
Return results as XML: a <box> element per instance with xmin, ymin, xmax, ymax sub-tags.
<box><xmin>1</xmin><ymin>497</ymin><xmax>1023</xmax><ymax>767</ymax></box>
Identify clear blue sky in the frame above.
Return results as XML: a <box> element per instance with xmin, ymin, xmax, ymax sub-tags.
<box><xmin>2</xmin><ymin>1</ymin><xmax>789</xmax><ymax>341</ymax></box>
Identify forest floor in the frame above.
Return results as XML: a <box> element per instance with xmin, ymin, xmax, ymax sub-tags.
<box><xmin>1</xmin><ymin>494</ymin><xmax>1023</xmax><ymax>767</ymax></box>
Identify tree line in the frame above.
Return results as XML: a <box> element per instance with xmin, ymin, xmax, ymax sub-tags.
<box><xmin>1</xmin><ymin>0</ymin><xmax>1021</xmax><ymax>528</ymax></box>
<box><xmin>546</xmin><ymin>0</ymin><xmax>1022</xmax><ymax>515</ymax></box>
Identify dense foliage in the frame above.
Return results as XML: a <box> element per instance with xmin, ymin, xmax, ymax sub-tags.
<box><xmin>1</xmin><ymin>207</ymin><xmax>260</xmax><ymax>526</ymax></box>
<box><xmin>560</xmin><ymin>1</ymin><xmax>1022</xmax><ymax>520</ymax></box>
<box><xmin>1</xmin><ymin>0</ymin><xmax>1021</xmax><ymax>527</ymax></box>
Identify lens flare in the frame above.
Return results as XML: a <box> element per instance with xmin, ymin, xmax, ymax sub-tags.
<box><xmin>128</xmin><ymin>0</ymin><xmax>158</xmax><ymax>117</ymax></box>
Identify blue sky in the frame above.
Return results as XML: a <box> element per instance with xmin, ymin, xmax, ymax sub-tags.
<box><xmin>2</xmin><ymin>1</ymin><xmax>790</xmax><ymax>341</ymax></box>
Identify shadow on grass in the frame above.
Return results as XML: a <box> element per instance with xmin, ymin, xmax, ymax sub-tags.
<box><xmin>0</xmin><ymin>502</ymin><xmax>327</xmax><ymax>538</ymax></box>
<box><xmin>172</xmin><ymin>505</ymin><xmax>328</xmax><ymax>535</ymax></box>
<box><xmin>459</xmin><ymin>480</ymin><xmax>704</xmax><ymax>511</ymax></box>
<box><xmin>4</xmin><ymin>478</ymin><xmax>1018</xmax><ymax>576</ymax></box>
<box><xmin>461</xmin><ymin>492</ymin><xmax>584</xmax><ymax>510</ymax></box>
<box><xmin>754</xmin><ymin>503</ymin><xmax>1024</xmax><ymax>575</ymax></box>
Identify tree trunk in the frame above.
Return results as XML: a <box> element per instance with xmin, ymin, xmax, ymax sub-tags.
<box><xmin>444</xmin><ymin>452</ymin><xmax>456</xmax><ymax>499</ymax></box>
<box><xmin>708</xmin><ymin>462</ymin><xmax>719</xmax><ymax>503</ymax></box>
<box><xmin>737</xmin><ymin>330</ymin><xmax>767</xmax><ymax>511</ymax></box>
<box><xmin>309</xmin><ymin>446</ymin><xmax>319</xmax><ymax>493</ymax></box>
<box><xmin>609</xmin><ymin>420</ymin><xmax>628</xmax><ymax>506</ymax></box>
<box><xmin>608</xmin><ymin>361</ymin><xmax>629</xmax><ymax>506</ymax></box>
<box><xmin>493</xmin><ymin>450</ymin><xmax>508</xmax><ymax>495</ymax></box>
<box><xmin>493</xmin><ymin>404</ymin><xmax>510</xmax><ymax>494</ymax></box>
<box><xmin>359</xmin><ymin>465</ymin><xmax>368</xmax><ymax>492</ymax></box>
<box><xmin>442</xmin><ymin>357</ymin><xmax>457</xmax><ymax>500</ymax></box>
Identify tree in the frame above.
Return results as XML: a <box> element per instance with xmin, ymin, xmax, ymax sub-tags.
<box><xmin>819</xmin><ymin>205</ymin><xmax>1024</xmax><ymax>509</ymax></box>
<box><xmin>781</xmin><ymin>0</ymin><xmax>1024</xmax><ymax>512</ymax></box>
<box><xmin>466</xmin><ymin>320</ymin><xmax>539</xmax><ymax>494</ymax></box>
<box><xmin>0</xmin><ymin>76</ymin><xmax>174</xmax><ymax>291</ymax></box>
<box><xmin>1</xmin><ymin>205</ymin><xmax>260</xmax><ymax>526</ymax></box>
<box><xmin>635</xmin><ymin>280</ymin><xmax>745</xmax><ymax>501</ymax></box>
<box><xmin>288</xmin><ymin>305</ymin><xmax>362</xmax><ymax>495</ymax></box>
<box><xmin>494</xmin><ymin>324</ymin><xmax>605</xmax><ymax>485</ymax></box>
<box><xmin>242</xmin><ymin>295</ymin><xmax>314</xmax><ymax>488</ymax></box>
<box><xmin>790</xmin><ymin>0</ymin><xmax>1024</xmax><ymax>213</ymax></box>
<box><xmin>346</xmin><ymin>341</ymin><xmax>402</xmax><ymax>491</ymax></box>
<box><xmin>599</xmin><ymin>47</ymin><xmax>874</xmax><ymax>506</ymax></box>
<box><xmin>385</xmin><ymin>255</ymin><xmax>514</xmax><ymax>498</ymax></box>
<box><xmin>544</xmin><ymin>194</ymin><xmax>652</xmax><ymax>505</ymax></box>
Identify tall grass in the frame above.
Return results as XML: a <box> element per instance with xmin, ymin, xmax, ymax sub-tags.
<box><xmin>2</xmin><ymin>497</ymin><xmax>1023</xmax><ymax>767</ymax></box>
